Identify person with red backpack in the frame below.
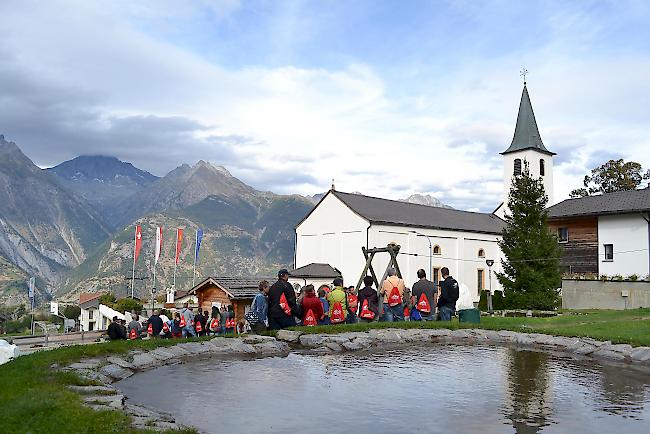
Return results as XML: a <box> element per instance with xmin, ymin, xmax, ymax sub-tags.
<box><xmin>299</xmin><ymin>285</ymin><xmax>323</xmax><ymax>326</ymax></box>
<box><xmin>267</xmin><ymin>269</ymin><xmax>298</xmax><ymax>330</ymax></box>
<box><xmin>127</xmin><ymin>314</ymin><xmax>143</xmax><ymax>339</ymax></box>
<box><xmin>345</xmin><ymin>286</ymin><xmax>359</xmax><ymax>324</ymax></box>
<box><xmin>380</xmin><ymin>268</ymin><xmax>405</xmax><ymax>322</ymax></box>
<box><xmin>357</xmin><ymin>276</ymin><xmax>379</xmax><ymax>322</ymax></box>
<box><xmin>411</xmin><ymin>269</ymin><xmax>437</xmax><ymax>321</ymax></box>
<box><xmin>326</xmin><ymin>278</ymin><xmax>348</xmax><ymax>325</ymax></box>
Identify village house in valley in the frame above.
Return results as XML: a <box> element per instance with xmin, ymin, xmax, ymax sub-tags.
<box><xmin>547</xmin><ymin>188</ymin><xmax>650</xmax><ymax>277</ymax></box>
<box><xmin>186</xmin><ymin>276</ymin><xmax>273</xmax><ymax>321</ymax></box>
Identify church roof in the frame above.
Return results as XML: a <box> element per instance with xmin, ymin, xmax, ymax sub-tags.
<box><xmin>332</xmin><ymin>191</ymin><xmax>504</xmax><ymax>235</ymax></box>
<box><xmin>501</xmin><ymin>85</ymin><xmax>555</xmax><ymax>156</ymax></box>
<box><xmin>547</xmin><ymin>188</ymin><xmax>650</xmax><ymax>218</ymax></box>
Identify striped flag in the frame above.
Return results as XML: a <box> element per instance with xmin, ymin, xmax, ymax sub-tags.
<box><xmin>175</xmin><ymin>228</ymin><xmax>183</xmax><ymax>264</ymax></box>
<box><xmin>154</xmin><ymin>226</ymin><xmax>163</xmax><ymax>265</ymax></box>
<box><xmin>134</xmin><ymin>225</ymin><xmax>143</xmax><ymax>264</ymax></box>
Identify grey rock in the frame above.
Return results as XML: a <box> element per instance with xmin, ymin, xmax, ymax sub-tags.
<box><xmin>224</xmin><ymin>339</ymin><xmax>257</xmax><ymax>354</ymax></box>
<box><xmin>74</xmin><ymin>368</ymin><xmax>112</xmax><ymax>385</ymax></box>
<box><xmin>83</xmin><ymin>394</ymin><xmax>125</xmax><ymax>409</ymax></box>
<box><xmin>67</xmin><ymin>385</ymin><xmax>117</xmax><ymax>395</ymax></box>
<box><xmin>592</xmin><ymin>348</ymin><xmax>626</xmax><ymax>361</ymax></box>
<box><xmin>253</xmin><ymin>341</ymin><xmax>290</xmax><ymax>355</ymax></box>
<box><xmin>68</xmin><ymin>359</ymin><xmax>103</xmax><ymax>370</ymax></box>
<box><xmin>276</xmin><ymin>330</ymin><xmax>303</xmax><ymax>343</ymax></box>
<box><xmin>341</xmin><ymin>339</ymin><xmax>371</xmax><ymax>351</ymax></box>
<box><xmin>130</xmin><ymin>352</ymin><xmax>157</xmax><ymax>370</ymax></box>
<box><xmin>630</xmin><ymin>347</ymin><xmax>650</xmax><ymax>362</ymax></box>
<box><xmin>337</xmin><ymin>332</ymin><xmax>371</xmax><ymax>341</ymax></box>
<box><xmin>299</xmin><ymin>334</ymin><xmax>326</xmax><ymax>347</ymax></box>
<box><xmin>176</xmin><ymin>342</ymin><xmax>206</xmax><ymax>355</ymax></box>
<box><xmin>325</xmin><ymin>342</ymin><xmax>343</xmax><ymax>352</ymax></box>
<box><xmin>149</xmin><ymin>347</ymin><xmax>177</xmax><ymax>362</ymax></box>
<box><xmin>609</xmin><ymin>343</ymin><xmax>633</xmax><ymax>357</ymax></box>
<box><xmin>243</xmin><ymin>335</ymin><xmax>277</xmax><ymax>344</ymax></box>
<box><xmin>571</xmin><ymin>343</ymin><xmax>598</xmax><ymax>356</ymax></box>
<box><xmin>100</xmin><ymin>364</ymin><xmax>134</xmax><ymax>381</ymax></box>
<box><xmin>124</xmin><ymin>403</ymin><xmax>175</xmax><ymax>422</ymax></box>
<box><xmin>162</xmin><ymin>345</ymin><xmax>191</xmax><ymax>358</ymax></box>
<box><xmin>106</xmin><ymin>356</ymin><xmax>135</xmax><ymax>369</ymax></box>
<box><xmin>153</xmin><ymin>421</ymin><xmax>183</xmax><ymax>431</ymax></box>
<box><xmin>367</xmin><ymin>329</ymin><xmax>403</xmax><ymax>343</ymax></box>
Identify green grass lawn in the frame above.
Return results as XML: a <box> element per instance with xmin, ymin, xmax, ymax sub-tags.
<box><xmin>285</xmin><ymin>308</ymin><xmax>650</xmax><ymax>347</ymax></box>
<box><xmin>1</xmin><ymin>309</ymin><xmax>649</xmax><ymax>433</ymax></box>
<box><xmin>0</xmin><ymin>337</ymin><xmax>211</xmax><ymax>434</ymax></box>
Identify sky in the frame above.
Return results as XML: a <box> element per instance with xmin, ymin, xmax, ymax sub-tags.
<box><xmin>0</xmin><ymin>0</ymin><xmax>649</xmax><ymax>211</ymax></box>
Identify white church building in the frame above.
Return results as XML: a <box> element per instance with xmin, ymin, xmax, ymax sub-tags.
<box><xmin>295</xmin><ymin>83</ymin><xmax>557</xmax><ymax>304</ymax></box>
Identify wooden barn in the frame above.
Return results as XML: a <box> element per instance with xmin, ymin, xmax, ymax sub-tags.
<box><xmin>187</xmin><ymin>277</ymin><xmax>273</xmax><ymax>321</ymax></box>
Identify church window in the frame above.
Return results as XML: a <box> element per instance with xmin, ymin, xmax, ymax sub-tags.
<box><xmin>514</xmin><ymin>159</ymin><xmax>522</xmax><ymax>175</ymax></box>
<box><xmin>432</xmin><ymin>245</ymin><xmax>441</xmax><ymax>256</ymax></box>
<box><xmin>540</xmin><ymin>159</ymin><xmax>545</xmax><ymax>176</ymax></box>
<box><xmin>478</xmin><ymin>248</ymin><xmax>485</xmax><ymax>258</ymax></box>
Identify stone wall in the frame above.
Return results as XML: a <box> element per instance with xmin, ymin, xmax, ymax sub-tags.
<box><xmin>561</xmin><ymin>279</ymin><xmax>650</xmax><ymax>310</ymax></box>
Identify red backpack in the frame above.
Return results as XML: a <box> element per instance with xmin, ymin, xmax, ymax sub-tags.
<box><xmin>330</xmin><ymin>302</ymin><xmax>345</xmax><ymax>324</ymax></box>
<box><xmin>179</xmin><ymin>316</ymin><xmax>186</xmax><ymax>328</ymax></box>
<box><xmin>347</xmin><ymin>293</ymin><xmax>358</xmax><ymax>311</ymax></box>
<box><xmin>303</xmin><ymin>309</ymin><xmax>317</xmax><ymax>326</ymax></box>
<box><xmin>129</xmin><ymin>329</ymin><xmax>137</xmax><ymax>340</ymax></box>
<box><xmin>210</xmin><ymin>318</ymin><xmax>220</xmax><ymax>331</ymax></box>
<box><xmin>162</xmin><ymin>322</ymin><xmax>170</xmax><ymax>333</ymax></box>
<box><xmin>147</xmin><ymin>323</ymin><xmax>153</xmax><ymax>335</ymax></box>
<box><xmin>226</xmin><ymin>318</ymin><xmax>235</xmax><ymax>328</ymax></box>
<box><xmin>403</xmin><ymin>306</ymin><xmax>410</xmax><ymax>318</ymax></box>
<box><xmin>388</xmin><ymin>285</ymin><xmax>401</xmax><ymax>306</ymax></box>
<box><xmin>359</xmin><ymin>299</ymin><xmax>375</xmax><ymax>320</ymax></box>
<box><xmin>195</xmin><ymin>321</ymin><xmax>203</xmax><ymax>333</ymax></box>
<box><xmin>417</xmin><ymin>293</ymin><xmax>431</xmax><ymax>314</ymax></box>
<box><xmin>279</xmin><ymin>292</ymin><xmax>292</xmax><ymax>316</ymax></box>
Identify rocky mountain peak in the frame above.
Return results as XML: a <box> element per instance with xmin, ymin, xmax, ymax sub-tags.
<box><xmin>192</xmin><ymin>160</ymin><xmax>232</xmax><ymax>177</ymax></box>
<box><xmin>400</xmin><ymin>193</ymin><xmax>453</xmax><ymax>209</ymax></box>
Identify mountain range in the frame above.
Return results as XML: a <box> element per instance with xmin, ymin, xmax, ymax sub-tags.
<box><xmin>0</xmin><ymin>134</ymin><xmax>451</xmax><ymax>306</ymax></box>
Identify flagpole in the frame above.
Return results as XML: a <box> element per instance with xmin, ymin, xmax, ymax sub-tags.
<box><xmin>131</xmin><ymin>228</ymin><xmax>136</xmax><ymax>298</ymax></box>
<box><xmin>192</xmin><ymin>230</ymin><xmax>197</xmax><ymax>288</ymax></box>
<box><xmin>173</xmin><ymin>228</ymin><xmax>178</xmax><ymax>290</ymax></box>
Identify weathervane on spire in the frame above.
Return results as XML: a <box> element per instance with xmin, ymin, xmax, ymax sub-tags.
<box><xmin>520</xmin><ymin>67</ymin><xmax>528</xmax><ymax>85</ymax></box>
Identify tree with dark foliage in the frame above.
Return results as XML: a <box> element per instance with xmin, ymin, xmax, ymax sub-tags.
<box><xmin>498</xmin><ymin>162</ymin><xmax>561</xmax><ymax>310</ymax></box>
<box><xmin>570</xmin><ymin>159</ymin><xmax>650</xmax><ymax>198</ymax></box>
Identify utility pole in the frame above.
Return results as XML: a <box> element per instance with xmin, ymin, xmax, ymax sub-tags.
<box><xmin>486</xmin><ymin>259</ymin><xmax>494</xmax><ymax>314</ymax></box>
<box><xmin>410</xmin><ymin>230</ymin><xmax>433</xmax><ymax>282</ymax></box>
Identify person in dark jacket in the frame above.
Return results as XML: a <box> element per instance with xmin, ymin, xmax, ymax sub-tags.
<box><xmin>357</xmin><ymin>276</ymin><xmax>379</xmax><ymax>322</ymax></box>
<box><xmin>267</xmin><ymin>269</ymin><xmax>298</xmax><ymax>329</ymax></box>
<box><xmin>194</xmin><ymin>310</ymin><xmax>205</xmax><ymax>336</ymax></box>
<box><xmin>107</xmin><ymin>316</ymin><xmax>126</xmax><ymax>340</ymax></box>
<box><xmin>146</xmin><ymin>310</ymin><xmax>164</xmax><ymax>337</ymax></box>
<box><xmin>437</xmin><ymin>267</ymin><xmax>459</xmax><ymax>321</ymax></box>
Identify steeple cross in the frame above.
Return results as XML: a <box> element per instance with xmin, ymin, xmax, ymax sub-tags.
<box><xmin>520</xmin><ymin>67</ymin><xmax>528</xmax><ymax>85</ymax></box>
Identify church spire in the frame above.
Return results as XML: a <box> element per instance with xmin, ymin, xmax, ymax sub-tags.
<box><xmin>501</xmin><ymin>84</ymin><xmax>555</xmax><ymax>156</ymax></box>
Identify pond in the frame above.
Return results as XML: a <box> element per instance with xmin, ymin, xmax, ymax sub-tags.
<box><xmin>117</xmin><ymin>345</ymin><xmax>650</xmax><ymax>434</ymax></box>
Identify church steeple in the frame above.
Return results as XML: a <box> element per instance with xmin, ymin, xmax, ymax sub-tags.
<box><xmin>501</xmin><ymin>84</ymin><xmax>555</xmax><ymax>156</ymax></box>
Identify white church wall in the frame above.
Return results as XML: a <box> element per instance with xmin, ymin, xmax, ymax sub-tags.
<box><xmin>295</xmin><ymin>193</ymin><xmax>369</xmax><ymax>288</ymax></box>
<box><xmin>368</xmin><ymin>224</ymin><xmax>503</xmax><ymax>302</ymax></box>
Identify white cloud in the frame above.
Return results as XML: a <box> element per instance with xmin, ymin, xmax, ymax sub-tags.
<box><xmin>0</xmin><ymin>1</ymin><xmax>649</xmax><ymax>211</ymax></box>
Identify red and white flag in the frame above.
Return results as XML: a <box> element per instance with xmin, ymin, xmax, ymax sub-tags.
<box><xmin>175</xmin><ymin>228</ymin><xmax>183</xmax><ymax>264</ymax></box>
<box><xmin>133</xmin><ymin>225</ymin><xmax>143</xmax><ymax>265</ymax></box>
<box><xmin>154</xmin><ymin>226</ymin><xmax>163</xmax><ymax>265</ymax></box>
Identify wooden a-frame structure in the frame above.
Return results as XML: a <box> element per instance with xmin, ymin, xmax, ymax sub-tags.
<box><xmin>355</xmin><ymin>242</ymin><xmax>403</xmax><ymax>291</ymax></box>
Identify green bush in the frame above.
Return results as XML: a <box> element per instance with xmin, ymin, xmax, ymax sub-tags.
<box><xmin>113</xmin><ymin>298</ymin><xmax>143</xmax><ymax>314</ymax></box>
<box><xmin>99</xmin><ymin>293</ymin><xmax>117</xmax><ymax>307</ymax></box>
<box><xmin>63</xmin><ymin>305</ymin><xmax>81</xmax><ymax>320</ymax></box>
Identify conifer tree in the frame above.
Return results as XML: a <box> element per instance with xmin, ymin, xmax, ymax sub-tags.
<box><xmin>497</xmin><ymin>162</ymin><xmax>561</xmax><ymax>310</ymax></box>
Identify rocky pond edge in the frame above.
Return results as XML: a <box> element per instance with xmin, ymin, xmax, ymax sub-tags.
<box><xmin>61</xmin><ymin>328</ymin><xmax>650</xmax><ymax>432</ymax></box>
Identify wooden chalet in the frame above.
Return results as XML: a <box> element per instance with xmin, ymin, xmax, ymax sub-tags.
<box><xmin>187</xmin><ymin>276</ymin><xmax>273</xmax><ymax>321</ymax></box>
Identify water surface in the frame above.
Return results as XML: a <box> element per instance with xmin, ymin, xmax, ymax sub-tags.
<box><xmin>117</xmin><ymin>345</ymin><xmax>650</xmax><ymax>433</ymax></box>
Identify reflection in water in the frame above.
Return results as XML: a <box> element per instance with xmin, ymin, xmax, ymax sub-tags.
<box><xmin>503</xmin><ymin>349</ymin><xmax>552</xmax><ymax>434</ymax></box>
<box><xmin>117</xmin><ymin>345</ymin><xmax>650</xmax><ymax>434</ymax></box>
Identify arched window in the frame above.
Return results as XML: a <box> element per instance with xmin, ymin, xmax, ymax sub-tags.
<box><xmin>478</xmin><ymin>248</ymin><xmax>485</xmax><ymax>258</ymax></box>
<box><xmin>514</xmin><ymin>159</ymin><xmax>522</xmax><ymax>176</ymax></box>
<box><xmin>433</xmin><ymin>245</ymin><xmax>441</xmax><ymax>255</ymax></box>
<box><xmin>540</xmin><ymin>159</ymin><xmax>545</xmax><ymax>176</ymax></box>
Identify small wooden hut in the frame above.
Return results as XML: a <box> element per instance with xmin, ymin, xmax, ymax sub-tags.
<box><xmin>187</xmin><ymin>276</ymin><xmax>273</xmax><ymax>321</ymax></box>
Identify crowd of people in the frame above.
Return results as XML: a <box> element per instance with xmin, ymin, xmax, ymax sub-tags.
<box><xmin>107</xmin><ymin>303</ymin><xmax>239</xmax><ymax>341</ymax></box>
<box><xmin>106</xmin><ymin>266</ymin><xmax>460</xmax><ymax>339</ymax></box>
<box><xmin>248</xmin><ymin>266</ymin><xmax>460</xmax><ymax>331</ymax></box>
